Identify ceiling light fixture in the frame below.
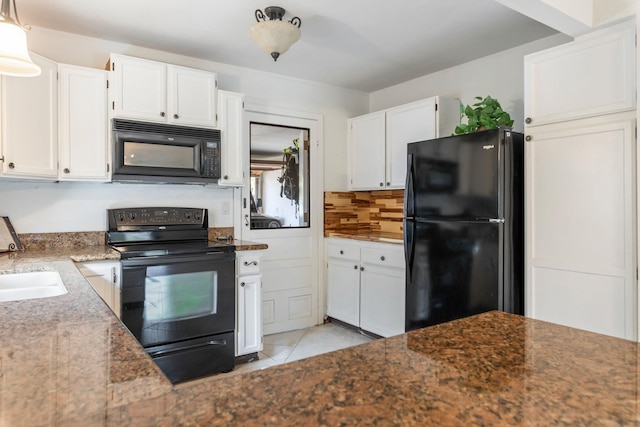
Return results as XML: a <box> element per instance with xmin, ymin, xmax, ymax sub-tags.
<box><xmin>0</xmin><ymin>0</ymin><xmax>40</xmax><ymax>77</ymax></box>
<box><xmin>248</xmin><ymin>6</ymin><xmax>301</xmax><ymax>62</ymax></box>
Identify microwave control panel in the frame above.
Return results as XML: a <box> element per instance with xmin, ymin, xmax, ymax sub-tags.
<box><xmin>202</xmin><ymin>141</ymin><xmax>221</xmax><ymax>178</ymax></box>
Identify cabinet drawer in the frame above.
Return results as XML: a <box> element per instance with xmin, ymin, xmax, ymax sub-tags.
<box><xmin>237</xmin><ymin>254</ymin><xmax>261</xmax><ymax>276</ymax></box>
<box><xmin>327</xmin><ymin>243</ymin><xmax>360</xmax><ymax>261</ymax></box>
<box><xmin>361</xmin><ymin>246</ymin><xmax>404</xmax><ymax>269</ymax></box>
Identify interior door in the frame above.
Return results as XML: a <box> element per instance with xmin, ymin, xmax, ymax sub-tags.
<box><xmin>241</xmin><ymin>109</ymin><xmax>322</xmax><ymax>335</ymax></box>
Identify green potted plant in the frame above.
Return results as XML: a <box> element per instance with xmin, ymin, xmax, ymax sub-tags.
<box><xmin>454</xmin><ymin>95</ymin><xmax>514</xmax><ymax>135</ymax></box>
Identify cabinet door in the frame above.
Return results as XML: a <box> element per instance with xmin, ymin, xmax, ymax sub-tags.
<box><xmin>524</xmin><ymin>22</ymin><xmax>635</xmax><ymax>127</ymax></box>
<box><xmin>1</xmin><ymin>53</ymin><xmax>58</xmax><ymax>178</ymax></box>
<box><xmin>110</xmin><ymin>54</ymin><xmax>167</xmax><ymax>122</ymax></box>
<box><xmin>218</xmin><ymin>90</ymin><xmax>244</xmax><ymax>186</ymax></box>
<box><xmin>237</xmin><ymin>274</ymin><xmax>262</xmax><ymax>356</ymax></box>
<box><xmin>525</xmin><ymin>114</ymin><xmax>636</xmax><ymax>340</ymax></box>
<box><xmin>167</xmin><ymin>65</ymin><xmax>217</xmax><ymax>128</ymax></box>
<box><xmin>349</xmin><ymin>111</ymin><xmax>386</xmax><ymax>190</ymax></box>
<box><xmin>386</xmin><ymin>98</ymin><xmax>437</xmax><ymax>189</ymax></box>
<box><xmin>58</xmin><ymin>65</ymin><xmax>109</xmax><ymax>181</ymax></box>
<box><xmin>77</xmin><ymin>261</ymin><xmax>120</xmax><ymax>317</ymax></box>
<box><xmin>326</xmin><ymin>258</ymin><xmax>361</xmax><ymax>326</ymax></box>
<box><xmin>360</xmin><ymin>263</ymin><xmax>405</xmax><ymax>337</ymax></box>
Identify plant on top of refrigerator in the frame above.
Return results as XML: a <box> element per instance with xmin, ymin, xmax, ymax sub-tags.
<box><xmin>454</xmin><ymin>95</ymin><xmax>514</xmax><ymax>135</ymax></box>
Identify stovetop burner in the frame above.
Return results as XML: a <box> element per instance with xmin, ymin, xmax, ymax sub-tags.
<box><xmin>106</xmin><ymin>207</ymin><xmax>234</xmax><ymax>258</ymax></box>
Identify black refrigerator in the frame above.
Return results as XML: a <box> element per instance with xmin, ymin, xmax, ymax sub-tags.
<box><xmin>404</xmin><ymin>127</ymin><xmax>524</xmax><ymax>332</ymax></box>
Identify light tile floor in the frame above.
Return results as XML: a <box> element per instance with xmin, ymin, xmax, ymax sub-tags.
<box><xmin>224</xmin><ymin>322</ymin><xmax>374</xmax><ymax>378</ymax></box>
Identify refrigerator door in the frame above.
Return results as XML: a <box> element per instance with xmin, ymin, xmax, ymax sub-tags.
<box><xmin>405</xmin><ymin>218</ymin><xmax>502</xmax><ymax>331</ymax></box>
<box><xmin>407</xmin><ymin>129</ymin><xmax>503</xmax><ymax>220</ymax></box>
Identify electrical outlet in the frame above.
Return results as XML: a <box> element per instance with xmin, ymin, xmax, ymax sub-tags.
<box><xmin>222</xmin><ymin>201</ymin><xmax>230</xmax><ymax>215</ymax></box>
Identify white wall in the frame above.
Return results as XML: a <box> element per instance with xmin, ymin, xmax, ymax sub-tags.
<box><xmin>369</xmin><ymin>34</ymin><xmax>571</xmax><ymax>133</ymax></box>
<box><xmin>0</xmin><ymin>27</ymin><xmax>369</xmax><ymax>233</ymax></box>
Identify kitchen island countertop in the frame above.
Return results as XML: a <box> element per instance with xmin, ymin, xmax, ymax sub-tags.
<box><xmin>0</xmin><ymin>247</ymin><xmax>639</xmax><ymax>425</ymax></box>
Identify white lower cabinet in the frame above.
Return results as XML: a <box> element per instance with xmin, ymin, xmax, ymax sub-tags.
<box><xmin>76</xmin><ymin>261</ymin><xmax>121</xmax><ymax>317</ymax></box>
<box><xmin>326</xmin><ymin>238</ymin><xmax>405</xmax><ymax>337</ymax></box>
<box><xmin>236</xmin><ymin>251</ymin><xmax>264</xmax><ymax>356</ymax></box>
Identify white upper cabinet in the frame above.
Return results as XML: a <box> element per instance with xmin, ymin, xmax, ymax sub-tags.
<box><xmin>109</xmin><ymin>54</ymin><xmax>217</xmax><ymax>128</ymax></box>
<box><xmin>1</xmin><ymin>53</ymin><xmax>58</xmax><ymax>179</ymax></box>
<box><xmin>217</xmin><ymin>90</ymin><xmax>244</xmax><ymax>187</ymax></box>
<box><xmin>349</xmin><ymin>111</ymin><xmax>386</xmax><ymax>190</ymax></box>
<box><xmin>58</xmin><ymin>64</ymin><xmax>109</xmax><ymax>181</ymax></box>
<box><xmin>524</xmin><ymin>21</ymin><xmax>636</xmax><ymax>127</ymax></box>
<box><xmin>348</xmin><ymin>96</ymin><xmax>459</xmax><ymax>191</ymax></box>
<box><xmin>167</xmin><ymin>65</ymin><xmax>218</xmax><ymax>127</ymax></box>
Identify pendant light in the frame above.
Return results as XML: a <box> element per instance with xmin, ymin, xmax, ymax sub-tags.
<box><xmin>0</xmin><ymin>0</ymin><xmax>40</xmax><ymax>77</ymax></box>
<box><xmin>248</xmin><ymin>6</ymin><xmax>302</xmax><ymax>61</ymax></box>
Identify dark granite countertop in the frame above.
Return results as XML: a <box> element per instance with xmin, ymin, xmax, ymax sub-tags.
<box><xmin>1</xmin><ymin>247</ymin><xmax>639</xmax><ymax>425</ymax></box>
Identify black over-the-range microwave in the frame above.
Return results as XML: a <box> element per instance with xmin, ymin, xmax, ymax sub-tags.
<box><xmin>111</xmin><ymin>119</ymin><xmax>221</xmax><ymax>184</ymax></box>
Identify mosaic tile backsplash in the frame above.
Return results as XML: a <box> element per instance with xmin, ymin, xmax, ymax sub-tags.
<box><xmin>324</xmin><ymin>190</ymin><xmax>404</xmax><ymax>236</ymax></box>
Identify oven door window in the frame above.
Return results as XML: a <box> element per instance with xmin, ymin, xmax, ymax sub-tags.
<box><xmin>124</xmin><ymin>141</ymin><xmax>195</xmax><ymax>170</ymax></box>
<box><xmin>121</xmin><ymin>253</ymin><xmax>235</xmax><ymax>347</ymax></box>
<box><xmin>145</xmin><ymin>270</ymin><xmax>218</xmax><ymax>321</ymax></box>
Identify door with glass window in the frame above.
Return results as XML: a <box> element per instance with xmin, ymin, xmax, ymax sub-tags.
<box><xmin>242</xmin><ymin>109</ymin><xmax>321</xmax><ymax>335</ymax></box>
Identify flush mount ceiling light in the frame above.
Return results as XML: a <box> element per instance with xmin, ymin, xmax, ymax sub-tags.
<box><xmin>248</xmin><ymin>6</ymin><xmax>301</xmax><ymax>62</ymax></box>
<box><xmin>0</xmin><ymin>0</ymin><xmax>40</xmax><ymax>76</ymax></box>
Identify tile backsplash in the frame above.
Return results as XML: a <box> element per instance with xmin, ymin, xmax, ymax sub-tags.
<box><xmin>324</xmin><ymin>190</ymin><xmax>404</xmax><ymax>236</ymax></box>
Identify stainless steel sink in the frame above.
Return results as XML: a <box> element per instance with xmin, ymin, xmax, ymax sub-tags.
<box><xmin>0</xmin><ymin>271</ymin><xmax>67</xmax><ymax>302</ymax></box>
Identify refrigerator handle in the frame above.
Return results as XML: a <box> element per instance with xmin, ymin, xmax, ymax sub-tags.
<box><xmin>405</xmin><ymin>153</ymin><xmax>415</xmax><ymax>218</ymax></box>
<box><xmin>404</xmin><ymin>220</ymin><xmax>415</xmax><ymax>283</ymax></box>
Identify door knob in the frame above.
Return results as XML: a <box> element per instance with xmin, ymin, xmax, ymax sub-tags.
<box><xmin>160</xmin><ymin>112</ymin><xmax>166</xmax><ymax>117</ymax></box>
<box><xmin>241</xmin><ymin>282</ymin><xmax>245</xmax><ymax>287</ymax></box>
<box><xmin>174</xmin><ymin>114</ymin><xmax>179</xmax><ymax>119</ymax></box>
<box><xmin>63</xmin><ymin>168</ymin><xmax>70</xmax><ymax>174</ymax></box>
<box><xmin>8</xmin><ymin>162</ymin><xmax>14</xmax><ymax>169</ymax></box>
<box><xmin>525</xmin><ymin>117</ymin><xmax>532</xmax><ymax>124</ymax></box>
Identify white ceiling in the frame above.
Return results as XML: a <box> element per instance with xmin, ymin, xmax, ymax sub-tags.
<box><xmin>18</xmin><ymin>0</ymin><xmax>558</xmax><ymax>92</ymax></box>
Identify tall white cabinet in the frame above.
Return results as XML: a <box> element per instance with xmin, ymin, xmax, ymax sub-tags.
<box><xmin>348</xmin><ymin>96</ymin><xmax>459</xmax><ymax>191</ymax></box>
<box><xmin>524</xmin><ymin>20</ymin><xmax>637</xmax><ymax>340</ymax></box>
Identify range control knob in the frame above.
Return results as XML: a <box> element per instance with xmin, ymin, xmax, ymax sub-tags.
<box><xmin>194</xmin><ymin>212</ymin><xmax>201</xmax><ymax>221</ymax></box>
<box><xmin>117</xmin><ymin>212</ymin><xmax>125</xmax><ymax>221</ymax></box>
<box><xmin>184</xmin><ymin>211</ymin><xmax>192</xmax><ymax>220</ymax></box>
<box><xmin>128</xmin><ymin>211</ymin><xmax>136</xmax><ymax>220</ymax></box>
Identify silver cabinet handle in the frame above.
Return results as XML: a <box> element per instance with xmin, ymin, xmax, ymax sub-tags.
<box><xmin>244</xmin><ymin>261</ymin><xmax>258</xmax><ymax>266</ymax></box>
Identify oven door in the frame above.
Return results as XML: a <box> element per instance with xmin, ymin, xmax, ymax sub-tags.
<box><xmin>120</xmin><ymin>251</ymin><xmax>235</xmax><ymax>348</ymax></box>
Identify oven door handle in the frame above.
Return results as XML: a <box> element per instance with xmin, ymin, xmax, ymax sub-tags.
<box><xmin>147</xmin><ymin>339</ymin><xmax>228</xmax><ymax>358</ymax></box>
<box><xmin>122</xmin><ymin>251</ymin><xmax>234</xmax><ymax>266</ymax></box>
